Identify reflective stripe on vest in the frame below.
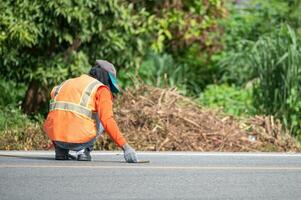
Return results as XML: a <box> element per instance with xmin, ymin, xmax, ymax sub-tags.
<box><xmin>49</xmin><ymin>101</ymin><xmax>97</xmax><ymax>120</ymax></box>
<box><xmin>79</xmin><ymin>80</ymin><xmax>100</xmax><ymax>106</ymax></box>
<box><xmin>53</xmin><ymin>80</ymin><xmax>68</xmax><ymax>100</ymax></box>
<box><xmin>50</xmin><ymin>78</ymin><xmax>103</xmax><ymax>120</ymax></box>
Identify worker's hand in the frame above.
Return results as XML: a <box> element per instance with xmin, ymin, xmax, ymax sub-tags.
<box><xmin>122</xmin><ymin>144</ymin><xmax>138</xmax><ymax>163</ymax></box>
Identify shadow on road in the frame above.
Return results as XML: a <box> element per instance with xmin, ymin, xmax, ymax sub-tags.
<box><xmin>0</xmin><ymin>154</ymin><xmax>54</xmax><ymax>161</ymax></box>
<box><xmin>0</xmin><ymin>154</ymin><xmax>127</xmax><ymax>163</ymax></box>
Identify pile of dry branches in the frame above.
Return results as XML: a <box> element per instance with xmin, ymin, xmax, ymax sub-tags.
<box><xmin>96</xmin><ymin>85</ymin><xmax>300</xmax><ymax>152</ymax></box>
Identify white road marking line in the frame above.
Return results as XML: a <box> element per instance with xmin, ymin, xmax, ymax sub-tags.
<box><xmin>0</xmin><ymin>165</ymin><xmax>301</xmax><ymax>170</ymax></box>
<box><xmin>1</xmin><ymin>151</ymin><xmax>301</xmax><ymax>157</ymax></box>
<box><xmin>109</xmin><ymin>152</ymin><xmax>301</xmax><ymax>157</ymax></box>
<box><xmin>0</xmin><ymin>152</ymin><xmax>301</xmax><ymax>158</ymax></box>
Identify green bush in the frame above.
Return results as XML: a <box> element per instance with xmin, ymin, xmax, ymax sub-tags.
<box><xmin>0</xmin><ymin>107</ymin><xmax>31</xmax><ymax>132</ymax></box>
<box><xmin>250</xmin><ymin>26</ymin><xmax>301</xmax><ymax>138</ymax></box>
<box><xmin>118</xmin><ymin>1</ymin><xmax>226</xmax><ymax>95</ymax></box>
<box><xmin>139</xmin><ymin>53</ymin><xmax>188</xmax><ymax>90</ymax></box>
<box><xmin>0</xmin><ymin>77</ymin><xmax>26</xmax><ymax>107</ymax></box>
<box><xmin>129</xmin><ymin>49</ymin><xmax>220</xmax><ymax>96</ymax></box>
<box><xmin>218</xmin><ymin>0</ymin><xmax>301</xmax><ymax>85</ymax></box>
<box><xmin>222</xmin><ymin>25</ymin><xmax>301</xmax><ymax>139</ymax></box>
<box><xmin>118</xmin><ymin>52</ymin><xmax>190</xmax><ymax>94</ymax></box>
<box><xmin>199</xmin><ymin>84</ymin><xmax>254</xmax><ymax>116</ymax></box>
<box><xmin>0</xmin><ymin>77</ymin><xmax>43</xmax><ymax>136</ymax></box>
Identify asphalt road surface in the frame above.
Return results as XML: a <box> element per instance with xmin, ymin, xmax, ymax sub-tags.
<box><xmin>0</xmin><ymin>151</ymin><xmax>301</xmax><ymax>200</ymax></box>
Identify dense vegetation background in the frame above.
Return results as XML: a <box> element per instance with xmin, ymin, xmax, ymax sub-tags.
<box><xmin>1</xmin><ymin>0</ymin><xmax>301</xmax><ymax>148</ymax></box>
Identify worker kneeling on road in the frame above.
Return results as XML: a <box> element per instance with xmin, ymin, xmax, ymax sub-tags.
<box><xmin>43</xmin><ymin>60</ymin><xmax>138</xmax><ymax>163</ymax></box>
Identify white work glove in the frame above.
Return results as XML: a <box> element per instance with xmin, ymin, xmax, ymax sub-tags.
<box><xmin>122</xmin><ymin>144</ymin><xmax>138</xmax><ymax>163</ymax></box>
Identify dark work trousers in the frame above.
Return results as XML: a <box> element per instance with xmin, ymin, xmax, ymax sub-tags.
<box><xmin>54</xmin><ymin>116</ymin><xmax>104</xmax><ymax>152</ymax></box>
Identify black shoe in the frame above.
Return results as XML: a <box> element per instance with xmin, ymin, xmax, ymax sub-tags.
<box><xmin>77</xmin><ymin>149</ymin><xmax>92</xmax><ymax>161</ymax></box>
<box><xmin>55</xmin><ymin>146</ymin><xmax>70</xmax><ymax>160</ymax></box>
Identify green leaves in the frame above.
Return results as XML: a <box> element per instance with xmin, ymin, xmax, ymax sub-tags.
<box><xmin>199</xmin><ymin>84</ymin><xmax>255</xmax><ymax>116</ymax></box>
<box><xmin>148</xmin><ymin>1</ymin><xmax>224</xmax><ymax>54</ymax></box>
<box><xmin>1</xmin><ymin>0</ymin><xmax>226</xmax><ymax>96</ymax></box>
<box><xmin>218</xmin><ymin>0</ymin><xmax>301</xmax><ymax>138</ymax></box>
<box><xmin>243</xmin><ymin>25</ymin><xmax>301</xmax><ymax>136</ymax></box>
<box><xmin>0</xmin><ymin>0</ymin><xmax>151</xmax><ymax>86</ymax></box>
<box><xmin>0</xmin><ymin>0</ymin><xmax>227</xmax><ymax>113</ymax></box>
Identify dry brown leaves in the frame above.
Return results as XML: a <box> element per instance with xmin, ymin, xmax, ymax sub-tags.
<box><xmin>97</xmin><ymin>85</ymin><xmax>300</xmax><ymax>152</ymax></box>
<box><xmin>0</xmin><ymin>123</ymin><xmax>52</xmax><ymax>150</ymax></box>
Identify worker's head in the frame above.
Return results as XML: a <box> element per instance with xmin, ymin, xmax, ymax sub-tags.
<box><xmin>88</xmin><ymin>60</ymin><xmax>120</xmax><ymax>93</ymax></box>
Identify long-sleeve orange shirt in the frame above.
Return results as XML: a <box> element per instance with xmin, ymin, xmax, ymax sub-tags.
<box><xmin>95</xmin><ymin>86</ymin><xmax>126</xmax><ymax>148</ymax></box>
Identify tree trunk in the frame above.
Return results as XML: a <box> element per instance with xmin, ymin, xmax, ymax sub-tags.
<box><xmin>22</xmin><ymin>80</ymin><xmax>48</xmax><ymax>114</ymax></box>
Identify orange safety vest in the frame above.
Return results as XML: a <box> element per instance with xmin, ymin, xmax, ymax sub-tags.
<box><xmin>43</xmin><ymin>74</ymin><xmax>105</xmax><ymax>143</ymax></box>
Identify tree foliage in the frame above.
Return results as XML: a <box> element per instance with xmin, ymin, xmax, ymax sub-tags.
<box><xmin>129</xmin><ymin>0</ymin><xmax>226</xmax><ymax>94</ymax></box>
<box><xmin>219</xmin><ymin>0</ymin><xmax>301</xmax><ymax>85</ymax></box>
<box><xmin>0</xmin><ymin>0</ymin><xmax>151</xmax><ymax>112</ymax></box>
<box><xmin>0</xmin><ymin>0</ymin><xmax>149</xmax><ymax>85</ymax></box>
<box><xmin>0</xmin><ymin>0</ymin><xmax>226</xmax><ymax>113</ymax></box>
